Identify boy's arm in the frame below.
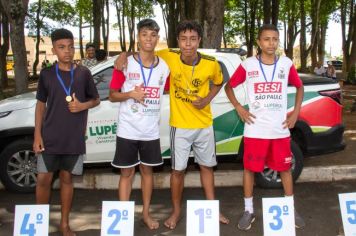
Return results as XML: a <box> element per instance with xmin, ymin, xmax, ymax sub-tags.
<box><xmin>192</xmin><ymin>83</ymin><xmax>222</xmax><ymax>110</ymax></box>
<box><xmin>33</xmin><ymin>101</ymin><xmax>46</xmax><ymax>153</ymax></box>
<box><xmin>114</xmin><ymin>52</ymin><xmax>134</xmax><ymax>71</ymax></box>
<box><xmin>224</xmin><ymin>83</ymin><xmax>255</xmax><ymax>124</ymax></box>
<box><xmin>283</xmin><ymin>85</ymin><xmax>304</xmax><ymax>129</ymax></box>
<box><xmin>68</xmin><ymin>93</ymin><xmax>100</xmax><ymax>113</ymax></box>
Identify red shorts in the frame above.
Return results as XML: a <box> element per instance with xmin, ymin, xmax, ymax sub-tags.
<box><xmin>243</xmin><ymin>137</ymin><xmax>292</xmax><ymax>172</ymax></box>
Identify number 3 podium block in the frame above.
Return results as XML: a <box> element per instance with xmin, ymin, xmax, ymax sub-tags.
<box><xmin>14</xmin><ymin>205</ymin><xmax>49</xmax><ymax>236</ymax></box>
<box><xmin>186</xmin><ymin>200</ymin><xmax>219</xmax><ymax>236</ymax></box>
<box><xmin>339</xmin><ymin>192</ymin><xmax>356</xmax><ymax>236</ymax></box>
<box><xmin>262</xmin><ymin>197</ymin><xmax>295</xmax><ymax>236</ymax></box>
<box><xmin>101</xmin><ymin>201</ymin><xmax>135</xmax><ymax>236</ymax></box>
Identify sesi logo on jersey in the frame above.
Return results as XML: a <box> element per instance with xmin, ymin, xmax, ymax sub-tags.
<box><xmin>254</xmin><ymin>82</ymin><xmax>282</xmax><ymax>93</ymax></box>
<box><xmin>144</xmin><ymin>87</ymin><xmax>160</xmax><ymax>98</ymax></box>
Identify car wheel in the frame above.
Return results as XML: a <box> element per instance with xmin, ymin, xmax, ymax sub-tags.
<box><xmin>0</xmin><ymin>138</ymin><xmax>37</xmax><ymax>193</ymax></box>
<box><xmin>255</xmin><ymin>140</ymin><xmax>304</xmax><ymax>189</ymax></box>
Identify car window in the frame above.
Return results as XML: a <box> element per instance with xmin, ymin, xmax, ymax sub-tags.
<box><xmin>218</xmin><ymin>61</ymin><xmax>230</xmax><ymax>84</ymax></box>
<box><xmin>93</xmin><ymin>66</ymin><xmax>113</xmax><ymax>100</ymax></box>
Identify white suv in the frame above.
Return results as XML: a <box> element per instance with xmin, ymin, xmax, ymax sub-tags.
<box><xmin>0</xmin><ymin>50</ymin><xmax>345</xmax><ymax>192</ymax></box>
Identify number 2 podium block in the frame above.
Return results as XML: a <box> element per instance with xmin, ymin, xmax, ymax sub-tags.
<box><xmin>101</xmin><ymin>201</ymin><xmax>135</xmax><ymax>236</ymax></box>
<box><xmin>14</xmin><ymin>204</ymin><xmax>49</xmax><ymax>236</ymax></box>
<box><xmin>186</xmin><ymin>200</ymin><xmax>219</xmax><ymax>236</ymax></box>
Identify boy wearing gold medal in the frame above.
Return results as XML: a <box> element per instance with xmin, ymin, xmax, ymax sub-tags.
<box><xmin>33</xmin><ymin>29</ymin><xmax>100</xmax><ymax>236</ymax></box>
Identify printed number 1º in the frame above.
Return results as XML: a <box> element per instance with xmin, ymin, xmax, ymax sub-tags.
<box><xmin>194</xmin><ymin>208</ymin><xmax>212</xmax><ymax>234</ymax></box>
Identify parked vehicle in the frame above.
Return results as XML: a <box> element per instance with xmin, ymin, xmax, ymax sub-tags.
<box><xmin>0</xmin><ymin>50</ymin><xmax>345</xmax><ymax>192</ymax></box>
<box><xmin>327</xmin><ymin>60</ymin><xmax>343</xmax><ymax>70</ymax></box>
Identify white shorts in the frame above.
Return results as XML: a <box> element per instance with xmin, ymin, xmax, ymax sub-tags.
<box><xmin>170</xmin><ymin>126</ymin><xmax>217</xmax><ymax>171</ymax></box>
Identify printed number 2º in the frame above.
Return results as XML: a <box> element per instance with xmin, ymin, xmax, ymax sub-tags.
<box><xmin>346</xmin><ymin>200</ymin><xmax>356</xmax><ymax>224</ymax></box>
<box><xmin>269</xmin><ymin>205</ymin><xmax>283</xmax><ymax>231</ymax></box>
<box><xmin>107</xmin><ymin>209</ymin><xmax>129</xmax><ymax>235</ymax></box>
<box><xmin>20</xmin><ymin>214</ymin><xmax>36</xmax><ymax>236</ymax></box>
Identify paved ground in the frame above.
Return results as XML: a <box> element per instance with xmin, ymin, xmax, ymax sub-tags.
<box><xmin>1</xmin><ymin>180</ymin><xmax>355</xmax><ymax>236</ymax></box>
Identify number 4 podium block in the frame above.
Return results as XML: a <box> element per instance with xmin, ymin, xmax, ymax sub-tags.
<box><xmin>14</xmin><ymin>205</ymin><xmax>49</xmax><ymax>236</ymax></box>
<box><xmin>262</xmin><ymin>197</ymin><xmax>295</xmax><ymax>236</ymax></box>
<box><xmin>101</xmin><ymin>201</ymin><xmax>135</xmax><ymax>236</ymax></box>
<box><xmin>186</xmin><ymin>200</ymin><xmax>220</xmax><ymax>236</ymax></box>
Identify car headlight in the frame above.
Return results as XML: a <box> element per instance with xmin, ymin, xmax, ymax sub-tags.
<box><xmin>0</xmin><ymin>111</ymin><xmax>12</xmax><ymax>118</ymax></box>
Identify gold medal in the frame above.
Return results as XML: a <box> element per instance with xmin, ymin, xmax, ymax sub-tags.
<box><xmin>66</xmin><ymin>95</ymin><xmax>72</xmax><ymax>102</ymax></box>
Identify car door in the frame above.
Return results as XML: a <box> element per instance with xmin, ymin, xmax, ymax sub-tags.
<box><xmin>85</xmin><ymin>66</ymin><xmax>119</xmax><ymax>163</ymax></box>
<box><xmin>211</xmin><ymin>55</ymin><xmax>246</xmax><ymax>156</ymax></box>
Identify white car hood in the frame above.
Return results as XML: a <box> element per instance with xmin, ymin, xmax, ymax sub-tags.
<box><xmin>0</xmin><ymin>92</ymin><xmax>36</xmax><ymax>112</ymax></box>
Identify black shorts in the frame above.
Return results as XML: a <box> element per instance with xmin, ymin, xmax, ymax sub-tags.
<box><xmin>37</xmin><ymin>153</ymin><xmax>84</xmax><ymax>175</ymax></box>
<box><xmin>111</xmin><ymin>136</ymin><xmax>163</xmax><ymax>168</ymax></box>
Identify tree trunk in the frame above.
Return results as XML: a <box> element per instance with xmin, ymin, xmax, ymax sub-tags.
<box><xmin>248</xmin><ymin>0</ymin><xmax>257</xmax><ymax>57</ymax></box>
<box><xmin>101</xmin><ymin>0</ymin><xmax>109</xmax><ymax>51</ymax></box>
<box><xmin>114</xmin><ymin>0</ymin><xmax>126</xmax><ymax>51</ymax></box>
<box><xmin>318</xmin><ymin>23</ymin><xmax>327</xmax><ymax>64</ymax></box>
<box><xmin>1</xmin><ymin>0</ymin><xmax>29</xmax><ymax>94</ymax></box>
<box><xmin>310</xmin><ymin>0</ymin><xmax>321</xmax><ymax>69</ymax></box>
<box><xmin>271</xmin><ymin>0</ymin><xmax>279</xmax><ymax>26</ymax></box>
<box><xmin>263</xmin><ymin>0</ymin><xmax>271</xmax><ymax>24</ymax></box>
<box><xmin>127</xmin><ymin>0</ymin><xmax>135</xmax><ymax>52</ymax></box>
<box><xmin>202</xmin><ymin>0</ymin><xmax>224</xmax><ymax>48</ymax></box>
<box><xmin>299</xmin><ymin>0</ymin><xmax>308</xmax><ymax>72</ymax></box>
<box><xmin>79</xmin><ymin>15</ymin><xmax>84</xmax><ymax>59</ymax></box>
<box><xmin>32</xmin><ymin>0</ymin><xmax>41</xmax><ymax>76</ymax></box>
<box><xmin>167</xmin><ymin>0</ymin><xmax>178</xmax><ymax>48</ymax></box>
<box><xmin>93</xmin><ymin>0</ymin><xmax>101</xmax><ymax>48</ymax></box>
<box><xmin>105</xmin><ymin>0</ymin><xmax>109</xmax><ymax>52</ymax></box>
<box><xmin>0</xmin><ymin>3</ymin><xmax>9</xmax><ymax>88</ymax></box>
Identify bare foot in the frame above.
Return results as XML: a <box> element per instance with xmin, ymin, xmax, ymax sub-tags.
<box><xmin>219</xmin><ymin>213</ymin><xmax>230</xmax><ymax>224</ymax></box>
<box><xmin>164</xmin><ymin>212</ymin><xmax>180</xmax><ymax>230</ymax></box>
<box><xmin>143</xmin><ymin>215</ymin><xmax>159</xmax><ymax>230</ymax></box>
<box><xmin>60</xmin><ymin>226</ymin><xmax>76</xmax><ymax>236</ymax></box>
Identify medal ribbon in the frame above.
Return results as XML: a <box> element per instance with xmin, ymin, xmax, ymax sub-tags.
<box><xmin>258</xmin><ymin>56</ymin><xmax>278</xmax><ymax>83</ymax></box>
<box><xmin>138</xmin><ymin>53</ymin><xmax>154</xmax><ymax>87</ymax></box>
<box><xmin>55</xmin><ymin>63</ymin><xmax>74</xmax><ymax>97</ymax></box>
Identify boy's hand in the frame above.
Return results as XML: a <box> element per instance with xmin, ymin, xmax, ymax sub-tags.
<box><xmin>235</xmin><ymin>104</ymin><xmax>256</xmax><ymax>124</ymax></box>
<box><xmin>130</xmin><ymin>83</ymin><xmax>147</xmax><ymax>106</ymax></box>
<box><xmin>114</xmin><ymin>52</ymin><xmax>128</xmax><ymax>71</ymax></box>
<box><xmin>283</xmin><ymin>111</ymin><xmax>298</xmax><ymax>129</ymax></box>
<box><xmin>33</xmin><ymin>136</ymin><xmax>45</xmax><ymax>154</ymax></box>
<box><xmin>68</xmin><ymin>93</ymin><xmax>84</xmax><ymax>113</ymax></box>
<box><xmin>192</xmin><ymin>95</ymin><xmax>209</xmax><ymax>110</ymax></box>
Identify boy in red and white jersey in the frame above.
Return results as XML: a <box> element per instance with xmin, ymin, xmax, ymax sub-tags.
<box><xmin>225</xmin><ymin>24</ymin><xmax>305</xmax><ymax>231</ymax></box>
<box><xmin>109</xmin><ymin>19</ymin><xmax>170</xmax><ymax>230</ymax></box>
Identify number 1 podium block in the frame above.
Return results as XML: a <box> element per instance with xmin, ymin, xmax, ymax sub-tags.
<box><xmin>186</xmin><ymin>200</ymin><xmax>219</xmax><ymax>236</ymax></box>
<box><xmin>262</xmin><ymin>197</ymin><xmax>295</xmax><ymax>236</ymax></box>
<box><xmin>14</xmin><ymin>204</ymin><xmax>49</xmax><ymax>236</ymax></box>
<box><xmin>101</xmin><ymin>201</ymin><xmax>135</xmax><ymax>236</ymax></box>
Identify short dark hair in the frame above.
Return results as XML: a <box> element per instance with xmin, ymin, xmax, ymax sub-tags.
<box><xmin>137</xmin><ymin>19</ymin><xmax>160</xmax><ymax>33</ymax></box>
<box><xmin>51</xmin><ymin>28</ymin><xmax>73</xmax><ymax>43</ymax></box>
<box><xmin>257</xmin><ymin>24</ymin><xmax>279</xmax><ymax>39</ymax></box>
<box><xmin>176</xmin><ymin>20</ymin><xmax>203</xmax><ymax>38</ymax></box>
<box><xmin>96</xmin><ymin>49</ymin><xmax>107</xmax><ymax>61</ymax></box>
<box><xmin>86</xmin><ymin>43</ymin><xmax>96</xmax><ymax>50</ymax></box>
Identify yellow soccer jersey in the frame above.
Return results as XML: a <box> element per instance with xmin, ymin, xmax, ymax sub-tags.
<box><xmin>156</xmin><ymin>49</ymin><xmax>223</xmax><ymax>128</ymax></box>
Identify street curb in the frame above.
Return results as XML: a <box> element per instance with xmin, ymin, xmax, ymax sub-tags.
<box><xmin>1</xmin><ymin>165</ymin><xmax>355</xmax><ymax>190</ymax></box>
